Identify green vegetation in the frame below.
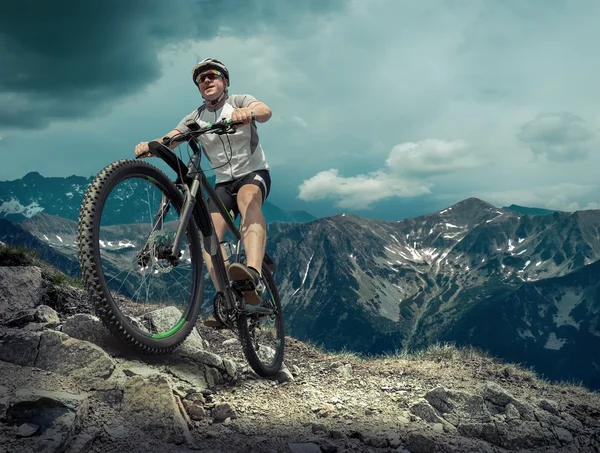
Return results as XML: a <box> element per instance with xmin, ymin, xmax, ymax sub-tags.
<box><xmin>0</xmin><ymin>243</ymin><xmax>84</xmax><ymax>288</ymax></box>
<box><xmin>50</xmin><ymin>272</ymin><xmax>84</xmax><ymax>289</ymax></box>
<box><xmin>0</xmin><ymin>244</ymin><xmax>37</xmax><ymax>266</ymax></box>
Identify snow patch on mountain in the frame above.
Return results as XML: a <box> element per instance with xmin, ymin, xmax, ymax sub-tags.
<box><xmin>517</xmin><ymin>328</ymin><xmax>536</xmax><ymax>340</ymax></box>
<box><xmin>0</xmin><ymin>198</ymin><xmax>45</xmax><ymax>218</ymax></box>
<box><xmin>553</xmin><ymin>290</ymin><xmax>582</xmax><ymax>330</ymax></box>
<box><xmin>544</xmin><ymin>332</ymin><xmax>566</xmax><ymax>350</ymax></box>
<box><xmin>291</xmin><ymin>253</ymin><xmax>314</xmax><ymax>297</ymax></box>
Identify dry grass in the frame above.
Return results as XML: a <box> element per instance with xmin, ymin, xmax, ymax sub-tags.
<box><xmin>0</xmin><ymin>244</ymin><xmax>37</xmax><ymax>266</ymax></box>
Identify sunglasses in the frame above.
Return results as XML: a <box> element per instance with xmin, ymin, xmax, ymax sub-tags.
<box><xmin>196</xmin><ymin>69</ymin><xmax>224</xmax><ymax>84</ymax></box>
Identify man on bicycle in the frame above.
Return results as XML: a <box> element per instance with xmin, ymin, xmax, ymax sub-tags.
<box><xmin>134</xmin><ymin>58</ymin><xmax>272</xmax><ymax>327</ymax></box>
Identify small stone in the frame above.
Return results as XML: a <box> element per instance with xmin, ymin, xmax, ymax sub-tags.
<box><xmin>397</xmin><ymin>415</ymin><xmax>411</xmax><ymax>424</ymax></box>
<box><xmin>333</xmin><ymin>364</ymin><xmax>352</xmax><ymax>378</ymax></box>
<box><xmin>482</xmin><ymin>381</ymin><xmax>515</xmax><ymax>407</ymax></box>
<box><xmin>320</xmin><ymin>439</ymin><xmax>338</xmax><ymax>452</ymax></box>
<box><xmin>16</xmin><ymin>423</ymin><xmax>39</xmax><ymax>437</ymax></box>
<box><xmin>554</xmin><ymin>427</ymin><xmax>573</xmax><ymax>444</ymax></box>
<box><xmin>35</xmin><ymin>305</ymin><xmax>60</xmax><ymax>324</ymax></box>
<box><xmin>443</xmin><ymin>412</ymin><xmax>460</xmax><ymax>426</ymax></box>
<box><xmin>311</xmin><ymin>423</ymin><xmax>328</xmax><ymax>434</ymax></box>
<box><xmin>276</xmin><ymin>367</ymin><xmax>294</xmax><ymax>383</ymax></box>
<box><xmin>212</xmin><ymin>402</ymin><xmax>237</xmax><ymax>422</ymax></box>
<box><xmin>388</xmin><ymin>434</ymin><xmax>402</xmax><ymax>448</ymax></box>
<box><xmin>330</xmin><ymin>429</ymin><xmax>344</xmax><ymax>439</ymax></box>
<box><xmin>185</xmin><ymin>392</ymin><xmax>206</xmax><ymax>404</ymax></box>
<box><xmin>103</xmin><ymin>423</ymin><xmax>129</xmax><ymax>439</ymax></box>
<box><xmin>505</xmin><ymin>403</ymin><xmax>520</xmax><ymax>420</ymax></box>
<box><xmin>538</xmin><ymin>398</ymin><xmax>560</xmax><ymax>415</ymax></box>
<box><xmin>223</xmin><ymin>359</ymin><xmax>237</xmax><ymax>378</ymax></box>
<box><xmin>364</xmin><ymin>434</ymin><xmax>388</xmax><ymax>448</ymax></box>
<box><xmin>432</xmin><ymin>423</ymin><xmax>444</xmax><ymax>433</ymax></box>
<box><xmin>187</xmin><ymin>404</ymin><xmax>206</xmax><ymax>421</ymax></box>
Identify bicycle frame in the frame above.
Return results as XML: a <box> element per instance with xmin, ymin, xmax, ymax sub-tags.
<box><xmin>144</xmin><ymin>127</ymin><xmax>276</xmax><ymax>316</ymax></box>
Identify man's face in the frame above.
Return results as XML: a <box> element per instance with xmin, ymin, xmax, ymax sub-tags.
<box><xmin>197</xmin><ymin>70</ymin><xmax>227</xmax><ymax>100</ymax></box>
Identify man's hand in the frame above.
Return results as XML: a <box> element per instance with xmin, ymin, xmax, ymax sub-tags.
<box><xmin>231</xmin><ymin>108</ymin><xmax>255</xmax><ymax>125</ymax></box>
<box><xmin>135</xmin><ymin>142</ymin><xmax>153</xmax><ymax>158</ymax></box>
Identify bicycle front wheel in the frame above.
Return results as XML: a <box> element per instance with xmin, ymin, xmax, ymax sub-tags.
<box><xmin>237</xmin><ymin>263</ymin><xmax>285</xmax><ymax>377</ymax></box>
<box><xmin>77</xmin><ymin>159</ymin><xmax>204</xmax><ymax>354</ymax></box>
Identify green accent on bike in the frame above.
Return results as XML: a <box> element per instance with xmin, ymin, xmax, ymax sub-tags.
<box><xmin>147</xmin><ymin>176</ymin><xmax>156</xmax><ymax>183</ymax></box>
<box><xmin>151</xmin><ymin>317</ymin><xmax>185</xmax><ymax>338</ymax></box>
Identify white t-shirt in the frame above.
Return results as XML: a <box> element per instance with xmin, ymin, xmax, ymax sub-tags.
<box><xmin>175</xmin><ymin>94</ymin><xmax>270</xmax><ymax>184</ymax></box>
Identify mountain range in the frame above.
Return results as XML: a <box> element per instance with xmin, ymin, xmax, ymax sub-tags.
<box><xmin>0</xmin><ymin>171</ymin><xmax>316</xmax><ymax>224</ymax></box>
<box><xmin>0</xmin><ymin>172</ymin><xmax>598</xmax><ymax>391</ymax></box>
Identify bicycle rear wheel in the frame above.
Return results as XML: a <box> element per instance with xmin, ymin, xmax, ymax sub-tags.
<box><xmin>77</xmin><ymin>159</ymin><xmax>204</xmax><ymax>354</ymax></box>
<box><xmin>237</xmin><ymin>263</ymin><xmax>285</xmax><ymax>377</ymax></box>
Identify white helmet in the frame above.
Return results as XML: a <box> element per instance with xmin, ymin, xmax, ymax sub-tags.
<box><xmin>192</xmin><ymin>58</ymin><xmax>230</xmax><ymax>85</ymax></box>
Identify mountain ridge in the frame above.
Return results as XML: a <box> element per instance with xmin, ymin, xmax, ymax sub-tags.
<box><xmin>0</xmin><ymin>171</ymin><xmax>316</xmax><ymax>224</ymax></box>
<box><xmin>1</xmin><ymin>175</ymin><xmax>599</xmax><ymax>390</ymax></box>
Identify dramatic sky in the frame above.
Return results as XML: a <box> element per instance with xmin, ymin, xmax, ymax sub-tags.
<box><xmin>1</xmin><ymin>0</ymin><xmax>598</xmax><ymax>220</ymax></box>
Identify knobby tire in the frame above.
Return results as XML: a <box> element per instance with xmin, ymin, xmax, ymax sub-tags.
<box><xmin>76</xmin><ymin>159</ymin><xmax>204</xmax><ymax>355</ymax></box>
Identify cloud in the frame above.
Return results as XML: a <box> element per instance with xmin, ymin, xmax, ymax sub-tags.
<box><xmin>477</xmin><ymin>183</ymin><xmax>598</xmax><ymax>211</ymax></box>
<box><xmin>517</xmin><ymin>112</ymin><xmax>596</xmax><ymax>162</ymax></box>
<box><xmin>297</xmin><ymin>138</ymin><xmax>482</xmax><ymax>209</ymax></box>
<box><xmin>386</xmin><ymin>139</ymin><xmax>484</xmax><ymax>176</ymax></box>
<box><xmin>291</xmin><ymin>116</ymin><xmax>308</xmax><ymax>129</ymax></box>
<box><xmin>0</xmin><ymin>0</ymin><xmax>346</xmax><ymax>130</ymax></box>
<box><xmin>297</xmin><ymin>169</ymin><xmax>431</xmax><ymax>210</ymax></box>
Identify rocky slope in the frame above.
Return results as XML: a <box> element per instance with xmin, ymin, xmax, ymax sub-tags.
<box><xmin>1</xmin><ymin>197</ymin><xmax>600</xmax><ymax>391</ymax></box>
<box><xmin>0</xmin><ymin>252</ymin><xmax>599</xmax><ymax>453</ymax></box>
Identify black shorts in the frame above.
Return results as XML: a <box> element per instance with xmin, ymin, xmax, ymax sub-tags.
<box><xmin>207</xmin><ymin>169</ymin><xmax>271</xmax><ymax>220</ymax></box>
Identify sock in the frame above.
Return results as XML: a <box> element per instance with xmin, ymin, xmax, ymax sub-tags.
<box><xmin>247</xmin><ymin>265</ymin><xmax>261</xmax><ymax>278</ymax></box>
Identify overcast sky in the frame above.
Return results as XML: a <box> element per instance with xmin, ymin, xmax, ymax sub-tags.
<box><xmin>1</xmin><ymin>0</ymin><xmax>598</xmax><ymax>220</ymax></box>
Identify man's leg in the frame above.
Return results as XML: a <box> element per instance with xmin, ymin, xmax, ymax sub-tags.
<box><xmin>236</xmin><ymin>184</ymin><xmax>267</xmax><ymax>275</ymax></box>
<box><xmin>227</xmin><ymin>183</ymin><xmax>267</xmax><ymax>306</ymax></box>
<box><xmin>203</xmin><ymin>211</ymin><xmax>230</xmax><ymax>288</ymax></box>
<box><xmin>202</xmin><ymin>212</ymin><xmax>232</xmax><ymax>327</ymax></box>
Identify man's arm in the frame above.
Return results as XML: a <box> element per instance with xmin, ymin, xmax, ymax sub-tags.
<box><xmin>153</xmin><ymin>129</ymin><xmax>182</xmax><ymax>150</ymax></box>
<box><xmin>247</xmin><ymin>101</ymin><xmax>272</xmax><ymax>123</ymax></box>
<box><xmin>136</xmin><ymin>129</ymin><xmax>182</xmax><ymax>158</ymax></box>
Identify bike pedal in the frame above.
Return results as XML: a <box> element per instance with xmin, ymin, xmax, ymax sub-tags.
<box><xmin>231</xmin><ymin>279</ymin><xmax>255</xmax><ymax>292</ymax></box>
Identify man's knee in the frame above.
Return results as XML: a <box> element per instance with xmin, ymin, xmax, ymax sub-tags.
<box><xmin>237</xmin><ymin>186</ymin><xmax>263</xmax><ymax>212</ymax></box>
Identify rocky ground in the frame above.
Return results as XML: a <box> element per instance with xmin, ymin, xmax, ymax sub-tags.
<box><xmin>0</xmin><ymin>257</ymin><xmax>599</xmax><ymax>452</ymax></box>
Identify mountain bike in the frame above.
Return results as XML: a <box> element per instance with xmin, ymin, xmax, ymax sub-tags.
<box><xmin>76</xmin><ymin>118</ymin><xmax>284</xmax><ymax>377</ymax></box>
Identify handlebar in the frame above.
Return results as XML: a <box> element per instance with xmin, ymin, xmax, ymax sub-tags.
<box><xmin>136</xmin><ymin>118</ymin><xmax>245</xmax><ymax>159</ymax></box>
<box><xmin>135</xmin><ymin>118</ymin><xmax>246</xmax><ymax>180</ymax></box>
